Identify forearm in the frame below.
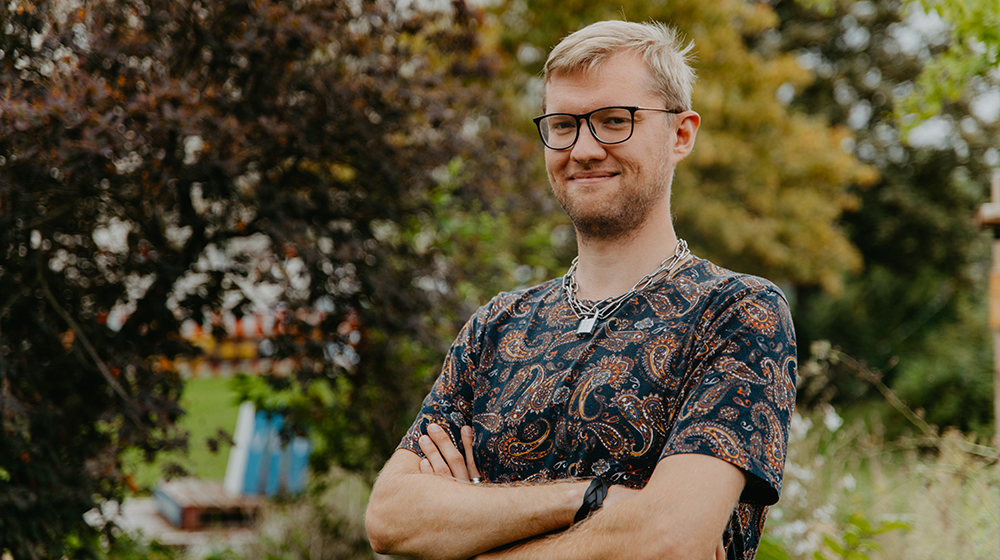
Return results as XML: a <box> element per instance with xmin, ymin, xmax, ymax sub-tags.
<box><xmin>476</xmin><ymin>493</ymin><xmax>661</xmax><ymax>560</ymax></box>
<box><xmin>477</xmin><ymin>454</ymin><xmax>744</xmax><ymax>560</ymax></box>
<box><xmin>365</xmin><ymin>449</ymin><xmax>586</xmax><ymax>560</ymax></box>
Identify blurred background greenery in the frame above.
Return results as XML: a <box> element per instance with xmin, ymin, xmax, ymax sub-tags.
<box><xmin>2</xmin><ymin>0</ymin><xmax>997</xmax><ymax>557</ymax></box>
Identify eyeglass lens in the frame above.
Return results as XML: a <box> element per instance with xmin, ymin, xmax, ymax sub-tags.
<box><xmin>538</xmin><ymin>107</ymin><xmax>635</xmax><ymax>150</ymax></box>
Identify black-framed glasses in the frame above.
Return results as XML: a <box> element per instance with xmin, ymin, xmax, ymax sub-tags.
<box><xmin>532</xmin><ymin>106</ymin><xmax>682</xmax><ymax>150</ymax></box>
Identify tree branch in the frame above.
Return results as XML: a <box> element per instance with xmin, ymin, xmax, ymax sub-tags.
<box><xmin>39</xmin><ymin>273</ymin><xmax>131</xmax><ymax>402</ymax></box>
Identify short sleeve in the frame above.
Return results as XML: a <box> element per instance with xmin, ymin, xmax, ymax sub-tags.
<box><xmin>659</xmin><ymin>282</ymin><xmax>797</xmax><ymax>506</ymax></box>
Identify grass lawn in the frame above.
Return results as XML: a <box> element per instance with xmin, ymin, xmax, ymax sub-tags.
<box><xmin>126</xmin><ymin>377</ymin><xmax>243</xmax><ymax>493</ymax></box>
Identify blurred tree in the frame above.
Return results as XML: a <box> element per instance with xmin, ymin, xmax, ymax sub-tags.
<box><xmin>491</xmin><ymin>0</ymin><xmax>878</xmax><ymax>292</ymax></box>
<box><xmin>901</xmin><ymin>0</ymin><xmax>1000</xmax><ymax>126</ymax></box>
<box><xmin>798</xmin><ymin>0</ymin><xmax>1000</xmax><ymax>128</ymax></box>
<box><xmin>771</xmin><ymin>0</ymin><xmax>998</xmax><ymax>432</ymax></box>
<box><xmin>0</xmin><ymin>0</ymin><xmax>537</xmax><ymax>555</ymax></box>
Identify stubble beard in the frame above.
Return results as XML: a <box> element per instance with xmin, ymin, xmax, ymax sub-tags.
<box><xmin>553</xmin><ymin>166</ymin><xmax>672</xmax><ymax>244</ymax></box>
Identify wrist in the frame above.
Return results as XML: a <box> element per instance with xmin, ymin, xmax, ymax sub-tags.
<box><xmin>573</xmin><ymin>478</ymin><xmax>611</xmax><ymax>523</ymax></box>
<box><xmin>559</xmin><ymin>480</ymin><xmax>592</xmax><ymax>526</ymax></box>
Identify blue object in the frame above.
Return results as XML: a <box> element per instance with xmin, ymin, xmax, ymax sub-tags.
<box><xmin>263</xmin><ymin>414</ymin><xmax>284</xmax><ymax>496</ymax></box>
<box><xmin>238</xmin><ymin>409</ymin><xmax>311</xmax><ymax>497</ymax></box>
<box><xmin>241</xmin><ymin>411</ymin><xmax>271</xmax><ymax>495</ymax></box>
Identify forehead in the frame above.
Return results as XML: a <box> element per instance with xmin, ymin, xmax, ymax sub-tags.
<box><xmin>544</xmin><ymin>52</ymin><xmax>658</xmax><ymax>113</ymax></box>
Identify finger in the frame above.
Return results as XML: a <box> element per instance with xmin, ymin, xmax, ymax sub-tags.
<box><xmin>419</xmin><ymin>458</ymin><xmax>434</xmax><ymax>474</ymax></box>
<box><xmin>461</xmin><ymin>425</ymin><xmax>481</xmax><ymax>480</ymax></box>
<box><xmin>715</xmin><ymin>540</ymin><xmax>726</xmax><ymax>560</ymax></box>
<box><xmin>427</xmin><ymin>423</ymin><xmax>470</xmax><ymax>481</ymax></box>
<box><xmin>418</xmin><ymin>433</ymin><xmax>452</xmax><ymax>477</ymax></box>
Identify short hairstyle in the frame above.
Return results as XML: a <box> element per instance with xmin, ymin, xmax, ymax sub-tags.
<box><xmin>543</xmin><ymin>20</ymin><xmax>697</xmax><ymax>112</ymax></box>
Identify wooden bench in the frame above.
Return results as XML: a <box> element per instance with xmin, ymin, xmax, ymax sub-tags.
<box><xmin>153</xmin><ymin>479</ymin><xmax>261</xmax><ymax>531</ymax></box>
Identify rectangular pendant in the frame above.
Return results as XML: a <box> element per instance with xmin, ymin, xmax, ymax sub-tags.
<box><xmin>577</xmin><ymin>315</ymin><xmax>597</xmax><ymax>336</ymax></box>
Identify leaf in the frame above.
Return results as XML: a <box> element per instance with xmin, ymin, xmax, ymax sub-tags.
<box><xmin>756</xmin><ymin>536</ymin><xmax>794</xmax><ymax>560</ymax></box>
<box><xmin>848</xmin><ymin>512</ymin><xmax>873</xmax><ymax>534</ymax></box>
<box><xmin>873</xmin><ymin>520</ymin><xmax>912</xmax><ymax>535</ymax></box>
<box><xmin>823</xmin><ymin>535</ymin><xmax>847</xmax><ymax>555</ymax></box>
<box><xmin>844</xmin><ymin>531</ymin><xmax>860</xmax><ymax>547</ymax></box>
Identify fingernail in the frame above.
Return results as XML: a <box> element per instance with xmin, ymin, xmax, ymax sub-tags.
<box><xmin>462</xmin><ymin>425</ymin><xmax>473</xmax><ymax>436</ymax></box>
<box><xmin>419</xmin><ymin>435</ymin><xmax>431</xmax><ymax>445</ymax></box>
<box><xmin>427</xmin><ymin>423</ymin><xmax>442</xmax><ymax>433</ymax></box>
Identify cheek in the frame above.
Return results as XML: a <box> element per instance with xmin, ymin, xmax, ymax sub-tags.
<box><xmin>544</xmin><ymin>152</ymin><xmax>567</xmax><ymax>178</ymax></box>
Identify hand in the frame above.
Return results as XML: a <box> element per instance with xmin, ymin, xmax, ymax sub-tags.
<box><xmin>417</xmin><ymin>423</ymin><xmax>482</xmax><ymax>483</ymax></box>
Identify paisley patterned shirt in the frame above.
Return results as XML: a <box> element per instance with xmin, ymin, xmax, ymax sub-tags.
<box><xmin>398</xmin><ymin>257</ymin><xmax>797</xmax><ymax>560</ymax></box>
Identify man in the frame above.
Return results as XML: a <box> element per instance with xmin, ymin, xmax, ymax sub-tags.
<box><xmin>365</xmin><ymin>20</ymin><xmax>796</xmax><ymax>560</ymax></box>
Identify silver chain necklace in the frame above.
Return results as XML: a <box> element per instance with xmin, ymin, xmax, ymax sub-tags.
<box><xmin>562</xmin><ymin>239</ymin><xmax>690</xmax><ymax>336</ymax></box>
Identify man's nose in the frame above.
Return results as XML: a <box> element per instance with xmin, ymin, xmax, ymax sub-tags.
<box><xmin>570</xmin><ymin>121</ymin><xmax>608</xmax><ymax>161</ymax></box>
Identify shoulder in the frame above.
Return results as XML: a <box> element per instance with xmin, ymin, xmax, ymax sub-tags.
<box><xmin>679</xmin><ymin>257</ymin><xmax>790</xmax><ymax>309</ymax></box>
<box><xmin>671</xmin><ymin>257</ymin><xmax>794</xmax><ymax>344</ymax></box>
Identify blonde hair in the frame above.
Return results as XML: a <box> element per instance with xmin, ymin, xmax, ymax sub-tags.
<box><xmin>543</xmin><ymin>20</ymin><xmax>697</xmax><ymax>112</ymax></box>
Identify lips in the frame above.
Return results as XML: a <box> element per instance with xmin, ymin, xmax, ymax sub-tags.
<box><xmin>569</xmin><ymin>170</ymin><xmax>619</xmax><ymax>184</ymax></box>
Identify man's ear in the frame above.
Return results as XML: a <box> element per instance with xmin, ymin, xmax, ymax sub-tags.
<box><xmin>671</xmin><ymin>111</ymin><xmax>700</xmax><ymax>160</ymax></box>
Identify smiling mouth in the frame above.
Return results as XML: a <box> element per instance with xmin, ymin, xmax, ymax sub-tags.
<box><xmin>570</xmin><ymin>171</ymin><xmax>619</xmax><ymax>182</ymax></box>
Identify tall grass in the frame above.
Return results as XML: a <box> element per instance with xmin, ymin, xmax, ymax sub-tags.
<box><xmin>764</xmin><ymin>406</ymin><xmax>998</xmax><ymax>559</ymax></box>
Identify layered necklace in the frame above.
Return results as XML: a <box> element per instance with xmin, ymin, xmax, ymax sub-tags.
<box><xmin>562</xmin><ymin>239</ymin><xmax>690</xmax><ymax>336</ymax></box>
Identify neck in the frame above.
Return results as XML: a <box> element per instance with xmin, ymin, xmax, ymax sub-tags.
<box><xmin>572</xmin><ymin>216</ymin><xmax>684</xmax><ymax>301</ymax></box>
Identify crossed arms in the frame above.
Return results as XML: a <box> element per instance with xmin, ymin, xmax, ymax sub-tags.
<box><xmin>364</xmin><ymin>423</ymin><xmax>746</xmax><ymax>560</ymax></box>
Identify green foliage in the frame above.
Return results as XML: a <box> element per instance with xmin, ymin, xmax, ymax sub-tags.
<box><xmin>756</xmin><ymin>535</ymin><xmax>796</xmax><ymax>560</ymax></box>
<box><xmin>199</xmin><ymin>552</ymin><xmax>241</xmax><ymax>560</ymax></box>
<box><xmin>209</xmin><ymin>467</ymin><xmax>374</xmax><ymax>560</ymax></box>
<box><xmin>1</xmin><ymin>0</ymin><xmax>535</xmax><ymax>554</ymax></box>
<box><xmin>898</xmin><ymin>0</ymin><xmax>1000</xmax><ymax>127</ymax></box>
<box><xmin>794</xmin><ymin>0</ymin><xmax>836</xmax><ymax>14</ymax></box>
<box><xmin>768</xmin><ymin>403</ymin><xmax>996</xmax><ymax>559</ymax></box>
<box><xmin>890</xmin><ymin>293</ymin><xmax>994</xmax><ymax>434</ymax></box>
<box><xmin>100</xmin><ymin>535</ymin><xmax>180</xmax><ymax>560</ymax></box>
<box><xmin>814</xmin><ymin>512</ymin><xmax>910</xmax><ymax>560</ymax></box>
<box><xmin>774</xmin><ymin>0</ymin><xmax>997</xmax><ymax>431</ymax></box>
<box><xmin>127</xmin><ymin>376</ymin><xmax>241</xmax><ymax>489</ymax></box>
<box><xmin>796</xmin><ymin>0</ymin><xmax>1000</xmax><ymax>130</ymax></box>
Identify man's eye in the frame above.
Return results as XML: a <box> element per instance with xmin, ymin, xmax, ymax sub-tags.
<box><xmin>598</xmin><ymin>116</ymin><xmax>629</xmax><ymax>127</ymax></box>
